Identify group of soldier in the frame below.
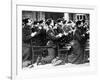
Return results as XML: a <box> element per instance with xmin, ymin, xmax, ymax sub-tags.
<box><xmin>22</xmin><ymin>17</ymin><xmax>89</xmax><ymax>67</ymax></box>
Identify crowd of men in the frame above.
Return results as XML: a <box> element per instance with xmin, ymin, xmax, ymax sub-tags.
<box><xmin>22</xmin><ymin>17</ymin><xmax>89</xmax><ymax>68</ymax></box>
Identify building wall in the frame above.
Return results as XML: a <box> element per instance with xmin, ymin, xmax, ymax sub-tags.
<box><xmin>22</xmin><ymin>11</ymin><xmax>45</xmax><ymax>21</ymax></box>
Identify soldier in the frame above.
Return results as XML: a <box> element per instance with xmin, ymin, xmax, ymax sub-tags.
<box><xmin>22</xmin><ymin>18</ymin><xmax>33</xmax><ymax>67</ymax></box>
<box><xmin>51</xmin><ymin>20</ymin><xmax>74</xmax><ymax>66</ymax></box>
<box><xmin>63</xmin><ymin>20</ymin><xmax>73</xmax><ymax>34</ymax></box>
<box><xmin>55</xmin><ymin>19</ymin><xmax>71</xmax><ymax>48</ymax></box>
<box><xmin>38</xmin><ymin>19</ymin><xmax>63</xmax><ymax>64</ymax></box>
<box><xmin>31</xmin><ymin>20</ymin><xmax>47</xmax><ymax>65</ymax></box>
<box><xmin>67</xmin><ymin>20</ymin><xmax>88</xmax><ymax>64</ymax></box>
<box><xmin>31</xmin><ymin>20</ymin><xmax>47</xmax><ymax>46</ymax></box>
<box><xmin>55</xmin><ymin>18</ymin><xmax>64</xmax><ymax>35</ymax></box>
<box><xmin>38</xmin><ymin>20</ymin><xmax>45</xmax><ymax>29</ymax></box>
<box><xmin>38</xmin><ymin>20</ymin><xmax>47</xmax><ymax>46</ymax></box>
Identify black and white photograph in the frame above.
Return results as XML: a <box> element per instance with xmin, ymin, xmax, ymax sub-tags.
<box><xmin>10</xmin><ymin>1</ymin><xmax>97</xmax><ymax>79</ymax></box>
<box><xmin>22</xmin><ymin>11</ymin><xmax>90</xmax><ymax>69</ymax></box>
<box><xmin>1</xmin><ymin>0</ymin><xmax>99</xmax><ymax>80</ymax></box>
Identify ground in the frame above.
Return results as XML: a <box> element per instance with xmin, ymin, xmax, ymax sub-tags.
<box><xmin>23</xmin><ymin>63</ymin><xmax>89</xmax><ymax>70</ymax></box>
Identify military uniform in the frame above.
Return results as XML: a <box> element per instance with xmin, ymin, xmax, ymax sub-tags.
<box><xmin>55</xmin><ymin>24</ymin><xmax>64</xmax><ymax>35</ymax></box>
<box><xmin>40</xmin><ymin>26</ymin><xmax>58</xmax><ymax>64</ymax></box>
<box><xmin>22</xmin><ymin>25</ymin><xmax>32</xmax><ymax>62</ymax></box>
<box><xmin>67</xmin><ymin>25</ymin><xmax>88</xmax><ymax>64</ymax></box>
<box><xmin>31</xmin><ymin>26</ymin><xmax>47</xmax><ymax>46</ymax></box>
<box><xmin>55</xmin><ymin>24</ymin><xmax>73</xmax><ymax>48</ymax></box>
<box><xmin>31</xmin><ymin>26</ymin><xmax>47</xmax><ymax>63</ymax></box>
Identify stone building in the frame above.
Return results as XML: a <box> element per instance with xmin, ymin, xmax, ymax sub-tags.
<box><xmin>22</xmin><ymin>11</ymin><xmax>89</xmax><ymax>22</ymax></box>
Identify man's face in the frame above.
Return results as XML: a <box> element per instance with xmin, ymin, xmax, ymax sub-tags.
<box><xmin>51</xmin><ymin>20</ymin><xmax>54</xmax><ymax>26</ymax></box>
<box><xmin>80</xmin><ymin>21</ymin><xmax>84</xmax><ymax>26</ymax></box>
<box><xmin>27</xmin><ymin>19</ymin><xmax>33</xmax><ymax>26</ymax></box>
<box><xmin>35</xmin><ymin>23</ymin><xmax>39</xmax><ymax>27</ymax></box>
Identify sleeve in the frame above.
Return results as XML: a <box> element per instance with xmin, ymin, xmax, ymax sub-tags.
<box><xmin>22</xmin><ymin>27</ymin><xmax>32</xmax><ymax>41</ymax></box>
<box><xmin>47</xmin><ymin>30</ymin><xmax>57</xmax><ymax>40</ymax></box>
<box><xmin>57</xmin><ymin>27</ymin><xmax>64</xmax><ymax>34</ymax></box>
